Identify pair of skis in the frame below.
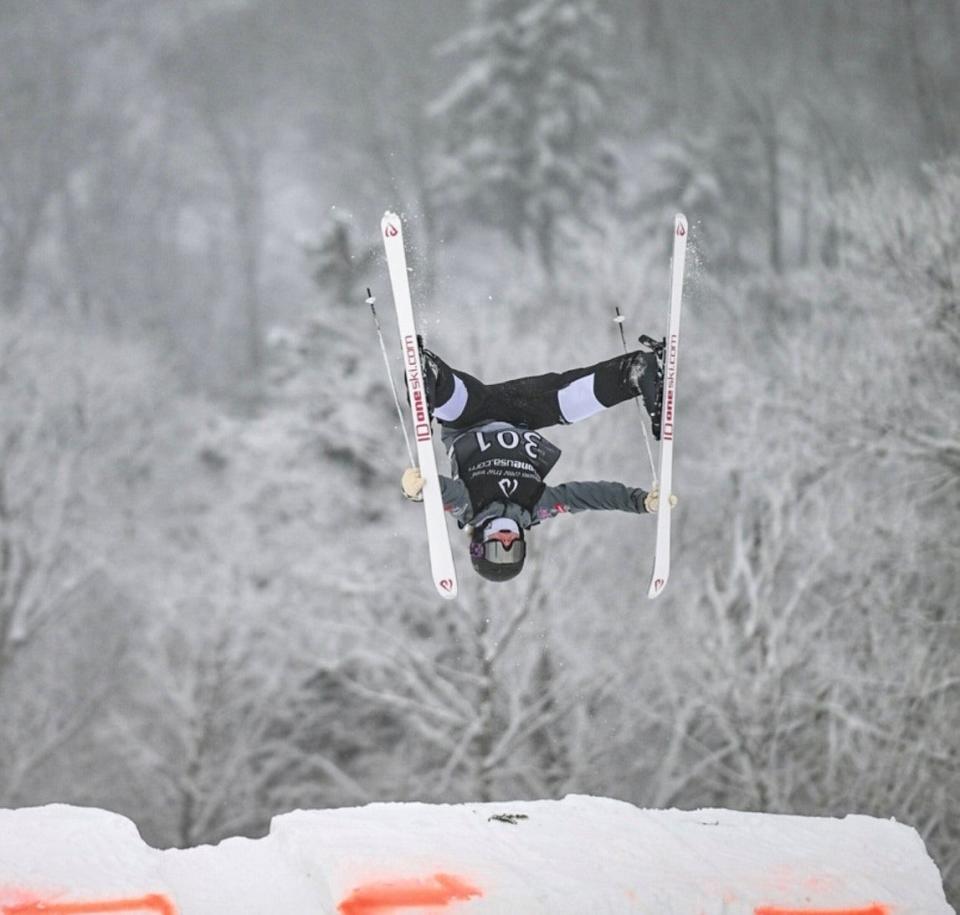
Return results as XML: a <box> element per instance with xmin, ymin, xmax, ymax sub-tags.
<box><xmin>379</xmin><ymin>211</ymin><xmax>687</xmax><ymax>601</ymax></box>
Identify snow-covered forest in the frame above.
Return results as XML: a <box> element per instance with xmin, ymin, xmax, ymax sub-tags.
<box><xmin>0</xmin><ymin>0</ymin><xmax>957</xmax><ymax>904</ymax></box>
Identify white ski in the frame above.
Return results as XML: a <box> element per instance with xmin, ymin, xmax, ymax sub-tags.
<box><xmin>381</xmin><ymin>212</ymin><xmax>458</xmax><ymax>599</ymax></box>
<box><xmin>648</xmin><ymin>213</ymin><xmax>688</xmax><ymax>599</ymax></box>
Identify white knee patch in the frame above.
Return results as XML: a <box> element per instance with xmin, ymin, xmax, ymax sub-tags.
<box><xmin>557</xmin><ymin>373</ymin><xmax>604</xmax><ymax>423</ymax></box>
<box><xmin>434</xmin><ymin>374</ymin><xmax>468</xmax><ymax>422</ymax></box>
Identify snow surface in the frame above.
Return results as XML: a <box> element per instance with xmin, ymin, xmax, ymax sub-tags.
<box><xmin>0</xmin><ymin>795</ymin><xmax>953</xmax><ymax>914</ymax></box>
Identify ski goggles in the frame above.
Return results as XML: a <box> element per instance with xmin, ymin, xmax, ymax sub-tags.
<box><xmin>471</xmin><ymin>537</ymin><xmax>526</xmax><ymax>565</ymax></box>
<box><xmin>486</xmin><ymin>529</ymin><xmax>521</xmax><ymax>548</ymax></box>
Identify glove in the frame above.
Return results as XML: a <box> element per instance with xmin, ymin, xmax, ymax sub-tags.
<box><xmin>644</xmin><ymin>486</ymin><xmax>678</xmax><ymax>513</ymax></box>
<box><xmin>401</xmin><ymin>467</ymin><xmax>424</xmax><ymax>502</ymax></box>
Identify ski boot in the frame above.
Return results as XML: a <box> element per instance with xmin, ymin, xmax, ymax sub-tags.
<box><xmin>417</xmin><ymin>335</ymin><xmax>442</xmax><ymax>412</ymax></box>
<box><xmin>623</xmin><ymin>335</ymin><xmax>665</xmax><ymax>439</ymax></box>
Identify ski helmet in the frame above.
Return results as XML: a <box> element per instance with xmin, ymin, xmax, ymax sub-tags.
<box><xmin>469</xmin><ymin>518</ymin><xmax>526</xmax><ymax>582</ymax></box>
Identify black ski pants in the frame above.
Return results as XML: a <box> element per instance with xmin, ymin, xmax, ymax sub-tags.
<box><xmin>429</xmin><ymin>350</ymin><xmax>647</xmax><ymax>431</ymax></box>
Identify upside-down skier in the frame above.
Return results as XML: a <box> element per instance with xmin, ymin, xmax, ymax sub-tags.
<box><xmin>400</xmin><ymin>338</ymin><xmax>678</xmax><ymax>582</ymax></box>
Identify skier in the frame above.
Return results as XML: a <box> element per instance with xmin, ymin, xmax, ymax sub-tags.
<box><xmin>400</xmin><ymin>339</ymin><xmax>678</xmax><ymax>582</ymax></box>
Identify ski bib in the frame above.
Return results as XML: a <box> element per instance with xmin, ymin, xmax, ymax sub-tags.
<box><xmin>453</xmin><ymin>425</ymin><xmax>561</xmax><ymax>514</ymax></box>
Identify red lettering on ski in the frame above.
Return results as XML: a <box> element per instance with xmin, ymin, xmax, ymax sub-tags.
<box><xmin>404</xmin><ymin>334</ymin><xmax>431</xmax><ymax>441</ymax></box>
<box><xmin>661</xmin><ymin>333</ymin><xmax>679</xmax><ymax>441</ymax></box>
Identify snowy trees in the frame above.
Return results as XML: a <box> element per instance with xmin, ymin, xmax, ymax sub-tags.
<box><xmin>0</xmin><ymin>315</ymin><xmax>179</xmax><ymax>807</ymax></box>
<box><xmin>635</xmin><ymin>159</ymin><xmax>960</xmax><ymax>886</ymax></box>
<box><xmin>307</xmin><ymin>217</ymin><xmax>378</xmax><ymax>309</ymax></box>
<box><xmin>0</xmin><ymin>318</ymin><xmax>172</xmax><ymax>672</ymax></box>
<box><xmin>157</xmin><ymin>6</ymin><xmax>280</xmax><ymax>385</ymax></box>
<box><xmin>279</xmin><ymin>567</ymin><xmax>613</xmax><ymax>805</ymax></box>
<box><xmin>432</xmin><ymin>0</ymin><xmax>618</xmax><ymax>272</ymax></box>
<box><xmin>0</xmin><ymin>3</ymin><xmax>111</xmax><ymax>312</ymax></box>
<box><xmin>833</xmin><ymin>161</ymin><xmax>960</xmax><ymax>478</ymax></box>
<box><xmin>824</xmin><ymin>163</ymin><xmax>960</xmax><ymax>873</ymax></box>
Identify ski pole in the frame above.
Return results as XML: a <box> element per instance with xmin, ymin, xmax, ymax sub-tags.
<box><xmin>366</xmin><ymin>287</ymin><xmax>417</xmax><ymax>468</ymax></box>
<box><xmin>614</xmin><ymin>306</ymin><xmax>658</xmax><ymax>486</ymax></box>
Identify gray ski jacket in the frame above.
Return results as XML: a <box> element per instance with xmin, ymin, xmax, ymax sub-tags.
<box><xmin>437</xmin><ymin>420</ymin><xmax>650</xmax><ymax>530</ymax></box>
<box><xmin>440</xmin><ymin>475</ymin><xmax>650</xmax><ymax>530</ymax></box>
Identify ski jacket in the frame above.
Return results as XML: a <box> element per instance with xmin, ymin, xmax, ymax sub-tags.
<box><xmin>439</xmin><ymin>421</ymin><xmax>649</xmax><ymax>529</ymax></box>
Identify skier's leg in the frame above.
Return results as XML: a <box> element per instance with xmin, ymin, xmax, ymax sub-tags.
<box><xmin>478</xmin><ymin>350</ymin><xmax>661</xmax><ymax>430</ymax></box>
<box><xmin>423</xmin><ymin>349</ymin><xmax>497</xmax><ymax>429</ymax></box>
<box><xmin>425</xmin><ymin>345</ymin><xmax>661</xmax><ymax>432</ymax></box>
<box><xmin>426</xmin><ymin>351</ymin><xmax>574</xmax><ymax>430</ymax></box>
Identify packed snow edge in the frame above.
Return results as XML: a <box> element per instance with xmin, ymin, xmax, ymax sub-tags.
<box><xmin>0</xmin><ymin>795</ymin><xmax>952</xmax><ymax>914</ymax></box>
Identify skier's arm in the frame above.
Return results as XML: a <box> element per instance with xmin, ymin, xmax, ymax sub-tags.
<box><xmin>401</xmin><ymin>469</ymin><xmax>472</xmax><ymax>520</ymax></box>
<box><xmin>534</xmin><ymin>480</ymin><xmax>650</xmax><ymax>519</ymax></box>
<box><xmin>439</xmin><ymin>475</ymin><xmax>472</xmax><ymax>522</ymax></box>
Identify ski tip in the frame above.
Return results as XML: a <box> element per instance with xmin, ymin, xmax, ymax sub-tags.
<box><xmin>674</xmin><ymin>213</ymin><xmax>687</xmax><ymax>236</ymax></box>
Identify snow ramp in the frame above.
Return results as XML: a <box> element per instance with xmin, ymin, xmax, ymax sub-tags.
<box><xmin>0</xmin><ymin>795</ymin><xmax>952</xmax><ymax>914</ymax></box>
